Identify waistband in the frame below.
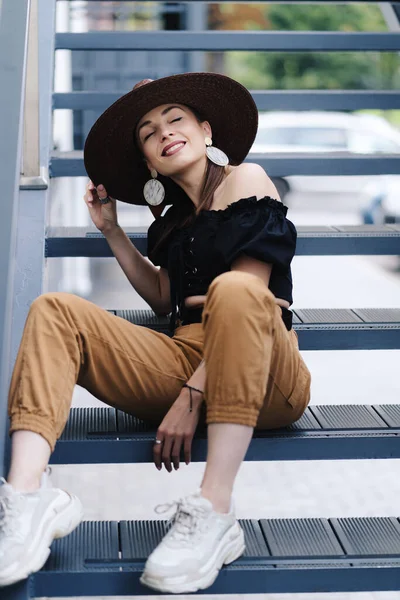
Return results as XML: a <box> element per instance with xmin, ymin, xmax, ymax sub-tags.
<box><xmin>181</xmin><ymin>305</ymin><xmax>293</xmax><ymax>331</ymax></box>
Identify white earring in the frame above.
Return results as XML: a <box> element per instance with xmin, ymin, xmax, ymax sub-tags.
<box><xmin>205</xmin><ymin>136</ymin><xmax>229</xmax><ymax>167</ymax></box>
<box><xmin>143</xmin><ymin>169</ymin><xmax>165</xmax><ymax>206</ymax></box>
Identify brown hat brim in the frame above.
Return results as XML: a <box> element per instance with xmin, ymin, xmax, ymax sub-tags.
<box><xmin>83</xmin><ymin>72</ymin><xmax>258</xmax><ymax>206</ymax></box>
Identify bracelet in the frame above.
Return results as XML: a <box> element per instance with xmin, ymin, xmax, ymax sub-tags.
<box><xmin>182</xmin><ymin>383</ymin><xmax>203</xmax><ymax>413</ymax></box>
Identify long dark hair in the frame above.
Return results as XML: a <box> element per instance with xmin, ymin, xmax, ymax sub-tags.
<box><xmin>143</xmin><ymin>105</ymin><xmax>227</xmax><ymax>257</ymax></box>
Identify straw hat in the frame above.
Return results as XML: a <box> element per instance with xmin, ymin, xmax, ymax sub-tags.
<box><xmin>83</xmin><ymin>72</ymin><xmax>258</xmax><ymax>206</ymax></box>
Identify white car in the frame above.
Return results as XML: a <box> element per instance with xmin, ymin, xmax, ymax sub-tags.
<box><xmin>249</xmin><ymin>111</ymin><xmax>400</xmax><ymax>220</ymax></box>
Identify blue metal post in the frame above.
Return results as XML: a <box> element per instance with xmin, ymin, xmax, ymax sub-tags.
<box><xmin>5</xmin><ymin>0</ymin><xmax>56</xmax><ymax>478</ymax></box>
<box><xmin>0</xmin><ymin>0</ymin><xmax>30</xmax><ymax>478</ymax></box>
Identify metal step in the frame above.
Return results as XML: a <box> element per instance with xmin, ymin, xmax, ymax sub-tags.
<box><xmin>55</xmin><ymin>31</ymin><xmax>400</xmax><ymax>52</ymax></box>
<box><xmin>53</xmin><ymin>90</ymin><xmax>400</xmax><ymax>112</ymax></box>
<box><xmin>25</xmin><ymin>517</ymin><xmax>400</xmax><ymax>596</ymax></box>
<box><xmin>50</xmin><ymin>404</ymin><xmax>400</xmax><ymax>464</ymax></box>
<box><xmin>49</xmin><ymin>150</ymin><xmax>400</xmax><ymax>177</ymax></box>
<box><xmin>46</xmin><ymin>225</ymin><xmax>400</xmax><ymax>257</ymax></box>
<box><xmin>105</xmin><ymin>308</ymin><xmax>400</xmax><ymax>350</ymax></box>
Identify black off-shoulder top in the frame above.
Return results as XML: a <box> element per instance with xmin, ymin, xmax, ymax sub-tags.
<box><xmin>147</xmin><ymin>196</ymin><xmax>297</xmax><ymax>332</ymax></box>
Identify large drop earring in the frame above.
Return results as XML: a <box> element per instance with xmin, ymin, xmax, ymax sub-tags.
<box><xmin>205</xmin><ymin>136</ymin><xmax>229</xmax><ymax>167</ymax></box>
<box><xmin>143</xmin><ymin>169</ymin><xmax>165</xmax><ymax>206</ymax></box>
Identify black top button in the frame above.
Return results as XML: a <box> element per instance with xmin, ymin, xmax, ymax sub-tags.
<box><xmin>192</xmin><ymin>267</ymin><xmax>198</xmax><ymax>274</ymax></box>
<box><xmin>189</xmin><ymin>249</ymin><xmax>194</xmax><ymax>256</ymax></box>
<box><xmin>190</xmin><ymin>237</ymin><xmax>195</xmax><ymax>242</ymax></box>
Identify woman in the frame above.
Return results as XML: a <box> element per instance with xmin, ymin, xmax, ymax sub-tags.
<box><xmin>0</xmin><ymin>73</ymin><xmax>311</xmax><ymax>593</ymax></box>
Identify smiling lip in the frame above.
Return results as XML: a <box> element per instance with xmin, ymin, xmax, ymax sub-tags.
<box><xmin>162</xmin><ymin>141</ymin><xmax>186</xmax><ymax>157</ymax></box>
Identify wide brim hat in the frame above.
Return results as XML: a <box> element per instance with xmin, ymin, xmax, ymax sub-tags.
<box><xmin>83</xmin><ymin>72</ymin><xmax>258</xmax><ymax>206</ymax></box>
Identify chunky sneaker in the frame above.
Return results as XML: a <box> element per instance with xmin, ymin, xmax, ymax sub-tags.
<box><xmin>0</xmin><ymin>467</ymin><xmax>83</xmax><ymax>587</ymax></box>
<box><xmin>140</xmin><ymin>489</ymin><xmax>245</xmax><ymax>594</ymax></box>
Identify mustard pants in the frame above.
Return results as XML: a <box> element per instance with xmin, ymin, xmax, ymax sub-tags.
<box><xmin>8</xmin><ymin>271</ymin><xmax>311</xmax><ymax>453</ymax></box>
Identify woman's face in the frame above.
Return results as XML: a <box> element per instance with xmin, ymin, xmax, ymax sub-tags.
<box><xmin>136</xmin><ymin>103</ymin><xmax>211</xmax><ymax>177</ymax></box>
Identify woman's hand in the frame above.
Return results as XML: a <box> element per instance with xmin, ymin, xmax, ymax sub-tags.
<box><xmin>84</xmin><ymin>180</ymin><xmax>118</xmax><ymax>233</ymax></box>
<box><xmin>154</xmin><ymin>388</ymin><xmax>203</xmax><ymax>472</ymax></box>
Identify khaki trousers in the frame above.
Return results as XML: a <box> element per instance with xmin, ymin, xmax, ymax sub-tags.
<box><xmin>8</xmin><ymin>271</ymin><xmax>311</xmax><ymax>453</ymax></box>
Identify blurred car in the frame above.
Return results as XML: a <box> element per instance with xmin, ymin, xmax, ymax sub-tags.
<box><xmin>360</xmin><ymin>176</ymin><xmax>400</xmax><ymax>224</ymax></box>
<box><xmin>249</xmin><ymin>111</ymin><xmax>400</xmax><ymax>216</ymax></box>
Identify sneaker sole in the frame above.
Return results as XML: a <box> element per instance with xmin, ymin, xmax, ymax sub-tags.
<box><xmin>0</xmin><ymin>493</ymin><xmax>83</xmax><ymax>588</ymax></box>
<box><xmin>140</xmin><ymin>521</ymin><xmax>245</xmax><ymax>594</ymax></box>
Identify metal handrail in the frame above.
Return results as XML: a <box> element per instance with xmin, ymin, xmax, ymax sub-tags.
<box><xmin>20</xmin><ymin>0</ymin><xmax>47</xmax><ymax>189</ymax></box>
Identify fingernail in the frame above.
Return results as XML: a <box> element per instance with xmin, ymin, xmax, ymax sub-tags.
<box><xmin>98</xmin><ymin>184</ymin><xmax>104</xmax><ymax>190</ymax></box>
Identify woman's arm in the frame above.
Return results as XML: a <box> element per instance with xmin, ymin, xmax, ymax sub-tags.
<box><xmin>104</xmin><ymin>224</ymin><xmax>171</xmax><ymax>314</ymax></box>
<box><xmin>185</xmin><ymin>359</ymin><xmax>206</xmax><ymax>396</ymax></box>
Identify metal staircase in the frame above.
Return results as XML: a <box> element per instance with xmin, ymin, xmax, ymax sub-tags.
<box><xmin>1</xmin><ymin>0</ymin><xmax>400</xmax><ymax>597</ymax></box>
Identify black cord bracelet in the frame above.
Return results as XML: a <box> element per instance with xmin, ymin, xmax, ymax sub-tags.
<box><xmin>182</xmin><ymin>383</ymin><xmax>203</xmax><ymax>413</ymax></box>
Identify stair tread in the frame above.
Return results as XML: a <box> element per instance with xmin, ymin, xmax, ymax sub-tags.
<box><xmin>47</xmin><ymin>225</ymin><xmax>400</xmax><ymax>236</ymax></box>
<box><xmin>49</xmin><ymin>150</ymin><xmax>400</xmax><ymax>178</ymax></box>
<box><xmin>30</xmin><ymin>518</ymin><xmax>400</xmax><ymax>596</ymax></box>
<box><xmin>50</xmin><ymin>405</ymin><xmax>400</xmax><ymax>464</ymax></box>
<box><xmin>45</xmin><ymin>225</ymin><xmax>400</xmax><ymax>258</ymax></box>
<box><xmin>109</xmin><ymin>308</ymin><xmax>400</xmax><ymax>351</ymax></box>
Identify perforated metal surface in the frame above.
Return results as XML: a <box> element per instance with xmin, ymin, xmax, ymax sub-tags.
<box><xmin>60</xmin><ymin>408</ymin><xmax>116</xmax><ymax>441</ymax></box>
<box><xmin>120</xmin><ymin>520</ymin><xmax>168</xmax><ymax>559</ymax></box>
<box><xmin>296</xmin><ymin>226</ymin><xmax>338</xmax><ymax>233</ymax></box>
<box><xmin>240</xmin><ymin>519</ymin><xmax>271</xmax><ymax>558</ymax></box>
<box><xmin>115</xmin><ymin>309</ymin><xmax>169</xmax><ymax>329</ymax></box>
<box><xmin>120</xmin><ymin>519</ymin><xmax>270</xmax><ymax>561</ymax></box>
<box><xmin>295</xmin><ymin>309</ymin><xmax>362</xmax><ymax>324</ymax></box>
<box><xmin>374</xmin><ymin>405</ymin><xmax>400</xmax><ymax>427</ymax></box>
<box><xmin>285</xmin><ymin>409</ymin><xmax>321</xmax><ymax>430</ymax></box>
<box><xmin>45</xmin><ymin>226</ymin><xmax>400</xmax><ymax>257</ymax></box>
<box><xmin>43</xmin><ymin>519</ymin><xmax>400</xmax><ymax>570</ymax></box>
<box><xmin>44</xmin><ymin>521</ymin><xmax>119</xmax><ymax>571</ymax></box>
<box><xmin>335</xmin><ymin>225</ymin><xmax>400</xmax><ymax>233</ymax></box>
<box><xmin>53</xmin><ymin>405</ymin><xmax>400</xmax><ymax>464</ymax></box>
<box><xmin>30</xmin><ymin>519</ymin><xmax>400</xmax><ymax>596</ymax></box>
<box><xmin>260</xmin><ymin>519</ymin><xmax>344</xmax><ymax>557</ymax></box>
<box><xmin>353</xmin><ymin>308</ymin><xmax>400</xmax><ymax>323</ymax></box>
<box><xmin>310</xmin><ymin>405</ymin><xmax>387</xmax><ymax>430</ymax></box>
<box><xmin>332</xmin><ymin>518</ymin><xmax>400</xmax><ymax>556</ymax></box>
<box><xmin>116</xmin><ymin>411</ymin><xmax>157</xmax><ymax>434</ymax></box>
<box><xmin>60</xmin><ymin>408</ymin><xmax>323</xmax><ymax>440</ymax></box>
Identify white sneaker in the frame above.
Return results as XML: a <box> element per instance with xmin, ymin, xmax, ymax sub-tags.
<box><xmin>140</xmin><ymin>489</ymin><xmax>245</xmax><ymax>594</ymax></box>
<box><xmin>0</xmin><ymin>468</ymin><xmax>83</xmax><ymax>587</ymax></box>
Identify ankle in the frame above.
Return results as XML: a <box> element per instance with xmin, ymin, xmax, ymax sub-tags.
<box><xmin>200</xmin><ymin>487</ymin><xmax>232</xmax><ymax>514</ymax></box>
<box><xmin>7</xmin><ymin>474</ymin><xmax>42</xmax><ymax>494</ymax></box>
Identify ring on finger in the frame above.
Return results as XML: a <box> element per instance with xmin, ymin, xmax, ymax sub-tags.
<box><xmin>99</xmin><ymin>195</ymin><xmax>111</xmax><ymax>204</ymax></box>
<box><xmin>154</xmin><ymin>439</ymin><xmax>163</xmax><ymax>445</ymax></box>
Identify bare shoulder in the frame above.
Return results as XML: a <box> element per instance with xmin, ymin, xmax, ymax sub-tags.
<box><xmin>218</xmin><ymin>163</ymin><xmax>281</xmax><ymax>210</ymax></box>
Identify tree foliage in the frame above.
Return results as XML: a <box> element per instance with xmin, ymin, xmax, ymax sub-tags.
<box><xmin>221</xmin><ymin>4</ymin><xmax>400</xmax><ymax>91</ymax></box>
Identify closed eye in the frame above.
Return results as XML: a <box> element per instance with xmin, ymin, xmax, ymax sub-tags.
<box><xmin>144</xmin><ymin>117</ymin><xmax>182</xmax><ymax>141</ymax></box>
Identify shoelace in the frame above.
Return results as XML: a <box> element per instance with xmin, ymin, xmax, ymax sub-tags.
<box><xmin>155</xmin><ymin>499</ymin><xmax>209</xmax><ymax>543</ymax></box>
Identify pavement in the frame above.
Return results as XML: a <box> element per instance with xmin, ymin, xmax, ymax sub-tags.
<box><xmin>45</xmin><ymin>191</ymin><xmax>400</xmax><ymax>600</ymax></box>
